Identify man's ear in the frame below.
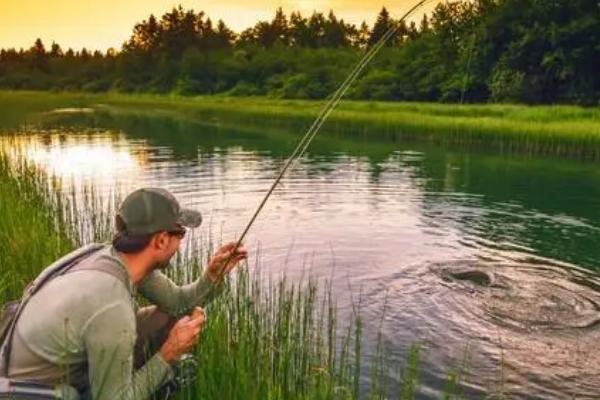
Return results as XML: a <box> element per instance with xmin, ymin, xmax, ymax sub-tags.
<box><xmin>152</xmin><ymin>231</ymin><xmax>169</xmax><ymax>251</ymax></box>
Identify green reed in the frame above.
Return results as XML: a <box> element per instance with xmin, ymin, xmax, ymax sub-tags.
<box><xmin>0</xmin><ymin>155</ymin><xmax>72</xmax><ymax>298</ymax></box>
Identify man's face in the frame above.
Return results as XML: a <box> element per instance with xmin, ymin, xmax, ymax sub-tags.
<box><xmin>152</xmin><ymin>225</ymin><xmax>186</xmax><ymax>269</ymax></box>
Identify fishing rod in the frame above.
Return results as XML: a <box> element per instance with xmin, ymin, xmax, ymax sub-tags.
<box><xmin>216</xmin><ymin>0</ymin><xmax>434</xmax><ymax>278</ymax></box>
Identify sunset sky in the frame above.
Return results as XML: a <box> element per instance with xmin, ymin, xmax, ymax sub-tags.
<box><xmin>0</xmin><ymin>1</ymin><xmax>437</xmax><ymax>51</ymax></box>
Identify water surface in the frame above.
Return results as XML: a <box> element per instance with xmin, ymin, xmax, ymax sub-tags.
<box><xmin>2</xmin><ymin>107</ymin><xmax>600</xmax><ymax>399</ymax></box>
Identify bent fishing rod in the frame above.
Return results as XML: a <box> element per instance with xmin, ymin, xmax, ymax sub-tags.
<box><xmin>217</xmin><ymin>0</ymin><xmax>434</xmax><ymax>277</ymax></box>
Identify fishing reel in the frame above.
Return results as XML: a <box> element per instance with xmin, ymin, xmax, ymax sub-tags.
<box><xmin>174</xmin><ymin>354</ymin><xmax>198</xmax><ymax>387</ymax></box>
<box><xmin>163</xmin><ymin>353</ymin><xmax>198</xmax><ymax>399</ymax></box>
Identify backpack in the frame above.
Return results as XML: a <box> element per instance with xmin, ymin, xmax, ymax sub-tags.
<box><xmin>0</xmin><ymin>243</ymin><xmax>130</xmax><ymax>379</ymax></box>
<box><xmin>0</xmin><ymin>303</ymin><xmax>18</xmax><ymax>358</ymax></box>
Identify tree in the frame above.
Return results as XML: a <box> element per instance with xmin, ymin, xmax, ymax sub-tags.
<box><xmin>322</xmin><ymin>11</ymin><xmax>351</xmax><ymax>47</ymax></box>
<box><xmin>157</xmin><ymin>6</ymin><xmax>197</xmax><ymax>57</ymax></box>
<box><xmin>408</xmin><ymin>21</ymin><xmax>419</xmax><ymax>41</ymax></box>
<box><xmin>307</xmin><ymin>12</ymin><xmax>327</xmax><ymax>47</ymax></box>
<box><xmin>49</xmin><ymin>42</ymin><xmax>63</xmax><ymax>57</ymax></box>
<box><xmin>30</xmin><ymin>38</ymin><xmax>46</xmax><ymax>57</ymax></box>
<box><xmin>239</xmin><ymin>8</ymin><xmax>291</xmax><ymax>47</ymax></box>
<box><xmin>271</xmin><ymin>7</ymin><xmax>290</xmax><ymax>45</ymax></box>
<box><xmin>214</xmin><ymin>20</ymin><xmax>236</xmax><ymax>49</ymax></box>
<box><xmin>395</xmin><ymin>20</ymin><xmax>409</xmax><ymax>45</ymax></box>
<box><xmin>125</xmin><ymin>14</ymin><xmax>162</xmax><ymax>52</ymax></box>
<box><xmin>289</xmin><ymin>12</ymin><xmax>312</xmax><ymax>47</ymax></box>
<box><xmin>29</xmin><ymin>38</ymin><xmax>47</xmax><ymax>69</ymax></box>
<box><xmin>0</xmin><ymin>1</ymin><xmax>598</xmax><ymax>104</ymax></box>
<box><xmin>420</xmin><ymin>14</ymin><xmax>431</xmax><ymax>34</ymax></box>
<box><xmin>79</xmin><ymin>48</ymin><xmax>90</xmax><ymax>60</ymax></box>
<box><xmin>356</xmin><ymin>21</ymin><xmax>371</xmax><ymax>48</ymax></box>
<box><xmin>368</xmin><ymin>7</ymin><xmax>395</xmax><ymax>47</ymax></box>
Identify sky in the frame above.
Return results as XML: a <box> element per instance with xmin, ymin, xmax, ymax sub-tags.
<box><xmin>0</xmin><ymin>0</ymin><xmax>438</xmax><ymax>51</ymax></box>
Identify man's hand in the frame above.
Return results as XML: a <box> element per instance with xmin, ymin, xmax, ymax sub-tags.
<box><xmin>206</xmin><ymin>242</ymin><xmax>248</xmax><ymax>282</ymax></box>
<box><xmin>159</xmin><ymin>307</ymin><xmax>206</xmax><ymax>364</ymax></box>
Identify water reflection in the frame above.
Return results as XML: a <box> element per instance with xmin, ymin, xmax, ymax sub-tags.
<box><xmin>3</xmin><ymin>108</ymin><xmax>600</xmax><ymax>399</ymax></box>
<box><xmin>25</xmin><ymin>134</ymin><xmax>142</xmax><ymax>181</ymax></box>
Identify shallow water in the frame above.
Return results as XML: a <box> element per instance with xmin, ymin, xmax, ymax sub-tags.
<box><xmin>2</xmin><ymin>107</ymin><xmax>600</xmax><ymax>398</ymax></box>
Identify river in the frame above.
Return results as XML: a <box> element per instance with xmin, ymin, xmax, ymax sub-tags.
<box><xmin>2</xmin><ymin>105</ymin><xmax>600</xmax><ymax>399</ymax></box>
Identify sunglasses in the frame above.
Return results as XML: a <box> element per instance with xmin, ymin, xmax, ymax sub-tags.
<box><xmin>168</xmin><ymin>226</ymin><xmax>186</xmax><ymax>238</ymax></box>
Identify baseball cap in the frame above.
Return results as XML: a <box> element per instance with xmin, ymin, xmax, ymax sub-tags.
<box><xmin>117</xmin><ymin>188</ymin><xmax>202</xmax><ymax>235</ymax></box>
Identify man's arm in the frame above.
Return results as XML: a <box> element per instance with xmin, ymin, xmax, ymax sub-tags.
<box><xmin>138</xmin><ymin>271</ymin><xmax>221</xmax><ymax>317</ymax></box>
<box><xmin>83</xmin><ymin>302</ymin><xmax>174</xmax><ymax>400</ymax></box>
<box><xmin>138</xmin><ymin>242</ymin><xmax>248</xmax><ymax>317</ymax></box>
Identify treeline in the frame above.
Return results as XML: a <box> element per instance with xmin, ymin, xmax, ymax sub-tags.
<box><xmin>0</xmin><ymin>0</ymin><xmax>598</xmax><ymax>104</ymax></box>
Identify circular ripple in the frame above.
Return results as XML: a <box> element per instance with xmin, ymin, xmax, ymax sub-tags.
<box><xmin>426</xmin><ymin>258</ymin><xmax>600</xmax><ymax>398</ymax></box>
<box><xmin>434</xmin><ymin>260</ymin><xmax>600</xmax><ymax>332</ymax></box>
<box><xmin>486</xmin><ymin>280</ymin><xmax>600</xmax><ymax>331</ymax></box>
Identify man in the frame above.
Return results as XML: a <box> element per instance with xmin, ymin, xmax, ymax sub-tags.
<box><xmin>2</xmin><ymin>187</ymin><xmax>247</xmax><ymax>399</ymax></box>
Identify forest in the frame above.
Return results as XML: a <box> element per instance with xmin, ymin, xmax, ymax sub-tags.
<box><xmin>0</xmin><ymin>0</ymin><xmax>598</xmax><ymax>104</ymax></box>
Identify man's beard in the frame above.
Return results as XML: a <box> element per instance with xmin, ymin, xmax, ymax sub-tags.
<box><xmin>154</xmin><ymin>259</ymin><xmax>172</xmax><ymax>271</ymax></box>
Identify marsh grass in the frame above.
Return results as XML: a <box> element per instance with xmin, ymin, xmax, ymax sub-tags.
<box><xmin>92</xmin><ymin>94</ymin><xmax>600</xmax><ymax>160</ymax></box>
<box><xmin>0</xmin><ymin>154</ymin><xmax>72</xmax><ymax>298</ymax></box>
<box><xmin>2</xmin><ymin>91</ymin><xmax>600</xmax><ymax>160</ymax></box>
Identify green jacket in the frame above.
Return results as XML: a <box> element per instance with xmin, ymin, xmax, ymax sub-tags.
<box><xmin>7</xmin><ymin>245</ymin><xmax>220</xmax><ymax>400</ymax></box>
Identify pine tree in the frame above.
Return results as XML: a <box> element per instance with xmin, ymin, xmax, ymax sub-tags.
<box><xmin>30</xmin><ymin>38</ymin><xmax>46</xmax><ymax>56</ymax></box>
<box><xmin>368</xmin><ymin>7</ymin><xmax>395</xmax><ymax>47</ymax></box>
<box><xmin>308</xmin><ymin>12</ymin><xmax>326</xmax><ymax>47</ymax></box>
<box><xmin>323</xmin><ymin>11</ymin><xmax>348</xmax><ymax>47</ymax></box>
<box><xmin>420</xmin><ymin>14</ymin><xmax>431</xmax><ymax>34</ymax></box>
<box><xmin>125</xmin><ymin>14</ymin><xmax>161</xmax><ymax>52</ymax></box>
<box><xmin>356</xmin><ymin>21</ymin><xmax>371</xmax><ymax>48</ymax></box>
<box><xmin>396</xmin><ymin>20</ymin><xmax>409</xmax><ymax>44</ymax></box>
<box><xmin>271</xmin><ymin>7</ymin><xmax>290</xmax><ymax>45</ymax></box>
<box><xmin>29</xmin><ymin>38</ymin><xmax>47</xmax><ymax>69</ymax></box>
<box><xmin>49</xmin><ymin>42</ymin><xmax>63</xmax><ymax>57</ymax></box>
<box><xmin>79</xmin><ymin>48</ymin><xmax>90</xmax><ymax>60</ymax></box>
<box><xmin>408</xmin><ymin>21</ymin><xmax>419</xmax><ymax>41</ymax></box>
<box><xmin>289</xmin><ymin>11</ymin><xmax>311</xmax><ymax>47</ymax></box>
<box><xmin>215</xmin><ymin>20</ymin><xmax>236</xmax><ymax>48</ymax></box>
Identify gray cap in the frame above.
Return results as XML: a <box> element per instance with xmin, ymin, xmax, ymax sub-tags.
<box><xmin>117</xmin><ymin>188</ymin><xmax>202</xmax><ymax>235</ymax></box>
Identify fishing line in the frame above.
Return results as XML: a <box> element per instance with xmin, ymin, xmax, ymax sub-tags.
<box><xmin>218</xmin><ymin>0</ymin><xmax>436</xmax><ymax>276</ymax></box>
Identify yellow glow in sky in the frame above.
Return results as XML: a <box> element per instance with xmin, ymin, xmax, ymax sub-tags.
<box><xmin>0</xmin><ymin>0</ymin><xmax>437</xmax><ymax>51</ymax></box>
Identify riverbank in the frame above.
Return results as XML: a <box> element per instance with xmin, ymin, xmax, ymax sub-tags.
<box><xmin>2</xmin><ymin>90</ymin><xmax>600</xmax><ymax>160</ymax></box>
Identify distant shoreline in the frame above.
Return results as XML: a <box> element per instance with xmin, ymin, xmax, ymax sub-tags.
<box><xmin>2</xmin><ymin>90</ymin><xmax>600</xmax><ymax>161</ymax></box>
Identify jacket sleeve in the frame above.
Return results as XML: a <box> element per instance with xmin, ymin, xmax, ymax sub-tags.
<box><xmin>137</xmin><ymin>270</ymin><xmax>223</xmax><ymax>317</ymax></box>
<box><xmin>82</xmin><ymin>302</ymin><xmax>174</xmax><ymax>400</ymax></box>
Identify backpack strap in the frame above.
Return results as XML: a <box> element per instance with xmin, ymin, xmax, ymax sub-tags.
<box><xmin>23</xmin><ymin>244</ymin><xmax>105</xmax><ymax>300</ymax></box>
<box><xmin>66</xmin><ymin>257</ymin><xmax>131</xmax><ymax>292</ymax></box>
<box><xmin>0</xmin><ymin>244</ymin><xmax>104</xmax><ymax>377</ymax></box>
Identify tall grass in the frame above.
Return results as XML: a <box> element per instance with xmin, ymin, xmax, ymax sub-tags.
<box><xmin>0</xmin><ymin>149</ymin><xmax>457</xmax><ymax>399</ymax></box>
<box><xmin>0</xmin><ymin>155</ymin><xmax>72</xmax><ymax>299</ymax></box>
<box><xmin>107</xmin><ymin>95</ymin><xmax>600</xmax><ymax>160</ymax></box>
<box><xmin>2</xmin><ymin>91</ymin><xmax>600</xmax><ymax>160</ymax></box>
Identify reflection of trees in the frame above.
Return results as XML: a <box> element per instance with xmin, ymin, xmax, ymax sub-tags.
<box><xmin>414</xmin><ymin>150</ymin><xmax>600</xmax><ymax>270</ymax></box>
<box><xmin>41</xmin><ymin>109</ymin><xmax>600</xmax><ymax>270</ymax></box>
<box><xmin>42</xmin><ymin>109</ymin><xmax>401</xmax><ymax>164</ymax></box>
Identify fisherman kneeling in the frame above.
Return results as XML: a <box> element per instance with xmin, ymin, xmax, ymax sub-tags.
<box><xmin>0</xmin><ymin>188</ymin><xmax>247</xmax><ymax>399</ymax></box>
